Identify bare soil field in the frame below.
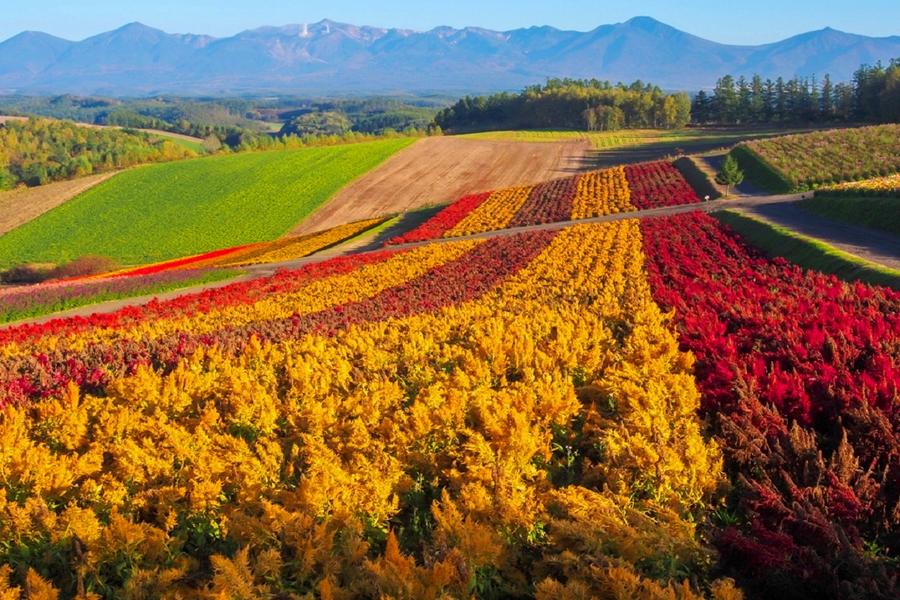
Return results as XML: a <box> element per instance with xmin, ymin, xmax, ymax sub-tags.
<box><xmin>0</xmin><ymin>172</ymin><xmax>119</xmax><ymax>236</ymax></box>
<box><xmin>292</xmin><ymin>136</ymin><xmax>591</xmax><ymax>234</ymax></box>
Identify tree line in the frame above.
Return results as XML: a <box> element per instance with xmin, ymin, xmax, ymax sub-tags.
<box><xmin>435</xmin><ymin>79</ymin><xmax>692</xmax><ymax>133</ymax></box>
<box><xmin>692</xmin><ymin>59</ymin><xmax>900</xmax><ymax>125</ymax></box>
<box><xmin>0</xmin><ymin>118</ymin><xmax>195</xmax><ymax>189</ymax></box>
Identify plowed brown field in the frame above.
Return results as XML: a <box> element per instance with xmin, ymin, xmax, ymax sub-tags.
<box><xmin>0</xmin><ymin>172</ymin><xmax>119</xmax><ymax>236</ymax></box>
<box><xmin>292</xmin><ymin>136</ymin><xmax>590</xmax><ymax>234</ymax></box>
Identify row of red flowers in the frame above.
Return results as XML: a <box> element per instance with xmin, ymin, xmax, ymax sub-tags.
<box><xmin>641</xmin><ymin>212</ymin><xmax>899</xmax><ymax>599</ymax></box>
<box><xmin>386</xmin><ymin>192</ymin><xmax>492</xmax><ymax>245</ymax></box>
<box><xmin>625</xmin><ymin>161</ymin><xmax>700</xmax><ymax>208</ymax></box>
<box><xmin>508</xmin><ymin>175</ymin><xmax>579</xmax><ymax>227</ymax></box>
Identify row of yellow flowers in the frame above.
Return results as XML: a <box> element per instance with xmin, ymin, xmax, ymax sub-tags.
<box><xmin>441</xmin><ymin>165</ymin><xmax>636</xmax><ymax>238</ymax></box>
<box><xmin>820</xmin><ymin>172</ymin><xmax>900</xmax><ymax>195</ymax></box>
<box><xmin>0</xmin><ymin>221</ymin><xmax>740</xmax><ymax>598</ymax></box>
<box><xmin>444</xmin><ymin>185</ymin><xmax>535</xmax><ymax>237</ymax></box>
<box><xmin>570</xmin><ymin>166</ymin><xmax>633</xmax><ymax>219</ymax></box>
<box><xmin>223</xmin><ymin>218</ymin><xmax>387</xmax><ymax>267</ymax></box>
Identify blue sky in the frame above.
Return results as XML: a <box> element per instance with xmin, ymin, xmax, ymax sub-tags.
<box><xmin>1</xmin><ymin>0</ymin><xmax>898</xmax><ymax>44</ymax></box>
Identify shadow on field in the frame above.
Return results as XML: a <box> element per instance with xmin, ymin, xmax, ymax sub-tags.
<box><xmin>560</xmin><ymin>131</ymin><xmax>801</xmax><ymax>173</ymax></box>
<box><xmin>354</xmin><ymin>205</ymin><xmax>447</xmax><ymax>251</ymax></box>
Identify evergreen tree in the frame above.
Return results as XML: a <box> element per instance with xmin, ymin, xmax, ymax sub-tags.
<box><xmin>821</xmin><ymin>74</ymin><xmax>835</xmax><ymax>118</ymax></box>
<box><xmin>716</xmin><ymin>154</ymin><xmax>744</xmax><ymax>196</ymax></box>
<box><xmin>775</xmin><ymin>77</ymin><xmax>787</xmax><ymax>121</ymax></box>
<box><xmin>750</xmin><ymin>75</ymin><xmax>765</xmax><ymax>122</ymax></box>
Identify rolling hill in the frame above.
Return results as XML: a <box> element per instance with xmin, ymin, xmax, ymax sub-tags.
<box><xmin>0</xmin><ymin>17</ymin><xmax>897</xmax><ymax>94</ymax></box>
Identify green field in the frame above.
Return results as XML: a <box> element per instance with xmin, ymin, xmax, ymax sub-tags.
<box><xmin>148</xmin><ymin>132</ymin><xmax>206</xmax><ymax>153</ymax></box>
<box><xmin>715</xmin><ymin>210</ymin><xmax>900</xmax><ymax>289</ymax></box>
<box><xmin>0</xmin><ymin>138</ymin><xmax>413</xmax><ymax>267</ymax></box>
<box><xmin>461</xmin><ymin>127</ymin><xmax>806</xmax><ymax>150</ymax></box>
<box><xmin>800</xmin><ymin>196</ymin><xmax>900</xmax><ymax>236</ymax></box>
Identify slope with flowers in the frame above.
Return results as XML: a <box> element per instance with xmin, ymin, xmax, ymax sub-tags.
<box><xmin>0</xmin><ymin>208</ymin><xmax>895</xmax><ymax>599</ymax></box>
<box><xmin>389</xmin><ymin>160</ymin><xmax>699</xmax><ymax>244</ymax></box>
<box><xmin>0</xmin><ymin>219</ymin><xmax>387</xmax><ymax>325</ymax></box>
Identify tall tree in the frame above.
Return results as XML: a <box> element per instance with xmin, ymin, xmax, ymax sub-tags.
<box><xmin>821</xmin><ymin>74</ymin><xmax>835</xmax><ymax>118</ymax></box>
<box><xmin>716</xmin><ymin>154</ymin><xmax>745</xmax><ymax>196</ymax></box>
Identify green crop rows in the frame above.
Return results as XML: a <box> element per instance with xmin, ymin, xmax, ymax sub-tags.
<box><xmin>0</xmin><ymin>138</ymin><xmax>413</xmax><ymax>267</ymax></box>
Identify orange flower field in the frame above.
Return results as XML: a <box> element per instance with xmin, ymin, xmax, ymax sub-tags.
<box><xmin>0</xmin><ymin>208</ymin><xmax>895</xmax><ymax>598</ymax></box>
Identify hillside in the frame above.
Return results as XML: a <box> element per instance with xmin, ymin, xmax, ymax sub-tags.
<box><xmin>0</xmin><ymin>139</ymin><xmax>412</xmax><ymax>267</ymax></box>
<box><xmin>732</xmin><ymin>124</ymin><xmax>900</xmax><ymax>192</ymax></box>
<box><xmin>0</xmin><ymin>117</ymin><xmax>195</xmax><ymax>188</ymax></box>
<box><xmin>0</xmin><ymin>18</ymin><xmax>898</xmax><ymax>93</ymax></box>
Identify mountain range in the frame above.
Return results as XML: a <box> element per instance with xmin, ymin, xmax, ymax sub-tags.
<box><xmin>0</xmin><ymin>17</ymin><xmax>897</xmax><ymax>95</ymax></box>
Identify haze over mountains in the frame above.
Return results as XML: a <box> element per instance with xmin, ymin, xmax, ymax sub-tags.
<box><xmin>0</xmin><ymin>16</ymin><xmax>897</xmax><ymax>95</ymax></box>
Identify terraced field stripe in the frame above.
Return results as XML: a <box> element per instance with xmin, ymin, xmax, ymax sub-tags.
<box><xmin>624</xmin><ymin>162</ymin><xmax>700</xmax><ymax>209</ymax></box>
<box><xmin>570</xmin><ymin>167</ymin><xmax>634</xmax><ymax>220</ymax></box>
<box><xmin>443</xmin><ymin>185</ymin><xmax>534</xmax><ymax>237</ymax></box>
<box><xmin>0</xmin><ymin>249</ymin><xmax>402</xmax><ymax>347</ymax></box>
<box><xmin>388</xmin><ymin>192</ymin><xmax>494</xmax><ymax>245</ymax></box>
<box><xmin>0</xmin><ymin>231</ymin><xmax>555</xmax><ymax>404</ymax></box>
<box><xmin>508</xmin><ymin>175</ymin><xmax>579</xmax><ymax>227</ymax></box>
<box><xmin>239</xmin><ymin>229</ymin><xmax>557</xmax><ymax>339</ymax></box>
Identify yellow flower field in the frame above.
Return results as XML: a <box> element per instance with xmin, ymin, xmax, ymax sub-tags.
<box><xmin>0</xmin><ymin>221</ymin><xmax>741</xmax><ymax>598</ymax></box>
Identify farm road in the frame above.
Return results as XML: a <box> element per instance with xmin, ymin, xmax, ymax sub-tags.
<box><xmin>736</xmin><ymin>200</ymin><xmax>900</xmax><ymax>270</ymax></box>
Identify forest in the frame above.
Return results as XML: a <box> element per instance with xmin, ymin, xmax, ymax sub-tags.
<box><xmin>0</xmin><ymin>118</ymin><xmax>195</xmax><ymax>189</ymax></box>
<box><xmin>0</xmin><ymin>95</ymin><xmax>445</xmax><ymax>148</ymax></box>
<box><xmin>434</xmin><ymin>79</ymin><xmax>692</xmax><ymax>133</ymax></box>
<box><xmin>692</xmin><ymin>59</ymin><xmax>900</xmax><ymax>125</ymax></box>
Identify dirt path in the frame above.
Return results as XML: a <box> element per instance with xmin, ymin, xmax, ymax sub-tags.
<box><xmin>736</xmin><ymin>201</ymin><xmax>900</xmax><ymax>270</ymax></box>
<box><xmin>292</xmin><ymin>136</ymin><xmax>591</xmax><ymax>235</ymax></box>
<box><xmin>0</xmin><ymin>172</ymin><xmax>120</xmax><ymax>236</ymax></box>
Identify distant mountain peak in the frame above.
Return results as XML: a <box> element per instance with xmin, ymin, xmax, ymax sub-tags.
<box><xmin>0</xmin><ymin>17</ymin><xmax>897</xmax><ymax>94</ymax></box>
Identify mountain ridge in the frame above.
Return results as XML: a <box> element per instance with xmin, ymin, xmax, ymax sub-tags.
<box><xmin>0</xmin><ymin>17</ymin><xmax>897</xmax><ymax>95</ymax></box>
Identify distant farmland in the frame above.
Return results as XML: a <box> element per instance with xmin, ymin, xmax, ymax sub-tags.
<box><xmin>0</xmin><ymin>139</ymin><xmax>413</xmax><ymax>267</ymax></box>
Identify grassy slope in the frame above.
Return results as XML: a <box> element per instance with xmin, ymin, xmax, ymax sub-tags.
<box><xmin>152</xmin><ymin>133</ymin><xmax>205</xmax><ymax>153</ymax></box>
<box><xmin>729</xmin><ymin>145</ymin><xmax>794</xmax><ymax>194</ymax></box>
<box><xmin>801</xmin><ymin>196</ymin><xmax>900</xmax><ymax>236</ymax></box>
<box><xmin>0</xmin><ymin>139</ymin><xmax>413</xmax><ymax>267</ymax></box>
<box><xmin>714</xmin><ymin>210</ymin><xmax>900</xmax><ymax>289</ymax></box>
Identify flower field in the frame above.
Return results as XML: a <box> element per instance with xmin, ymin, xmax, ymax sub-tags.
<box><xmin>0</xmin><ymin>207</ymin><xmax>896</xmax><ymax>598</ymax></box>
<box><xmin>642</xmin><ymin>213</ymin><xmax>899</xmax><ymax>599</ymax></box>
<box><xmin>818</xmin><ymin>173</ymin><xmax>900</xmax><ymax>197</ymax></box>
<box><xmin>389</xmin><ymin>160</ymin><xmax>699</xmax><ymax>242</ymax></box>
<box><xmin>738</xmin><ymin>124</ymin><xmax>900</xmax><ymax>190</ymax></box>
<box><xmin>0</xmin><ymin>268</ymin><xmax>237</xmax><ymax>325</ymax></box>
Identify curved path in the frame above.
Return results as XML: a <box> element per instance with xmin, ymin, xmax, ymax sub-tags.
<box><xmin>736</xmin><ymin>200</ymin><xmax>900</xmax><ymax>270</ymax></box>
